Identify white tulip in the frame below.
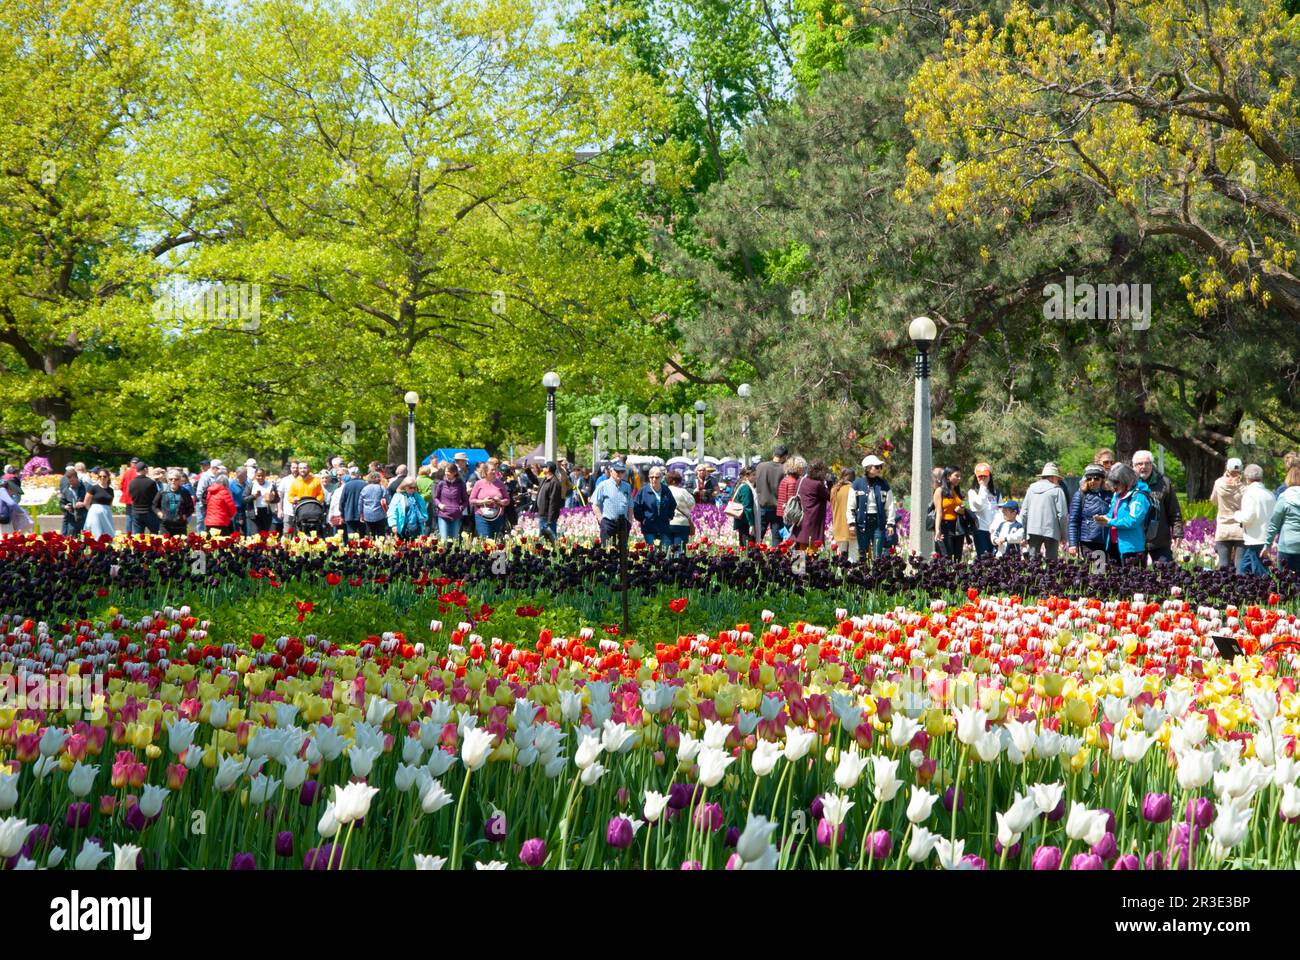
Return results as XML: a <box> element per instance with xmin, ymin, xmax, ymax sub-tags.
<box><xmin>833</xmin><ymin>748</ymin><xmax>870</xmax><ymax>791</ymax></box>
<box><xmin>701</xmin><ymin>720</ymin><xmax>734</xmax><ymax>751</ymax></box>
<box><xmin>735</xmin><ymin>813</ymin><xmax>778</xmax><ymax>863</ymax></box>
<box><xmin>782</xmin><ymin>727</ymin><xmax>817</xmax><ymax>762</ymax></box>
<box><xmin>907</xmin><ymin>825</ymin><xmax>940</xmax><ymax>862</ymax></box>
<box><xmin>870</xmin><ymin>755</ymin><xmax>901</xmax><ymax>803</ymax></box>
<box><xmin>414</xmin><ymin>854</ymin><xmax>447</xmax><ymax>870</ymax></box>
<box><xmin>820</xmin><ymin>793</ymin><xmax>855</xmax><ymax>827</ymax></box>
<box><xmin>113</xmin><ymin>842</ymin><xmax>141</xmax><ymax>870</ymax></box>
<box><xmin>461</xmin><ymin>727</ymin><xmax>496</xmax><ymax>771</ymax></box>
<box><xmin>0</xmin><ymin>816</ymin><xmax>34</xmax><ymax>858</ymax></box>
<box><xmin>697</xmin><ymin>746</ymin><xmax>736</xmax><ymax>788</ymax></box>
<box><xmin>332</xmin><ymin>782</ymin><xmax>380</xmax><ymax>824</ymax></box>
<box><xmin>420</xmin><ymin>779</ymin><xmax>453</xmax><ymax>815</ymax></box>
<box><xmin>906</xmin><ymin>787</ymin><xmax>938</xmax><ymax>825</ymax></box>
<box><xmin>643</xmin><ymin>790</ymin><xmax>670</xmax><ymax>824</ymax></box>
<box><xmin>67</xmin><ymin>762</ymin><xmax>98</xmax><ymax>798</ymax></box>
<box><xmin>73</xmin><ymin>838</ymin><xmax>110</xmax><ymax>870</ymax></box>
<box><xmin>750</xmin><ymin>739</ymin><xmax>781</xmax><ymax>778</ymax></box>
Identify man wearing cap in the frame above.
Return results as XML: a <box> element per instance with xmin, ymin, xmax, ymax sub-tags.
<box><xmin>755</xmin><ymin>446</ymin><xmax>788</xmax><ymax>546</ymax></box>
<box><xmin>1131</xmin><ymin>450</ymin><xmax>1183</xmax><ymax>564</ymax></box>
<box><xmin>126</xmin><ymin>461</ymin><xmax>161</xmax><ymax>535</ymax></box>
<box><xmin>593</xmin><ymin>461</ymin><xmax>633</xmax><ymax>548</ymax></box>
<box><xmin>535</xmin><ymin>461</ymin><xmax>564</xmax><ymax>543</ymax></box>
<box><xmin>1068</xmin><ymin>463</ymin><xmax>1115</xmax><ymax>561</ymax></box>
<box><xmin>1019</xmin><ymin>462</ymin><xmax>1069</xmax><ymax>560</ymax></box>
<box><xmin>848</xmin><ymin>455</ymin><xmax>896</xmax><ymax>561</ymax></box>
<box><xmin>1209</xmin><ymin>458</ymin><xmax>1246</xmax><ymax>570</ymax></box>
<box><xmin>119</xmin><ymin>457</ymin><xmax>141</xmax><ymax>511</ymax></box>
<box><xmin>59</xmin><ymin>464</ymin><xmax>88</xmax><ymax>535</ymax></box>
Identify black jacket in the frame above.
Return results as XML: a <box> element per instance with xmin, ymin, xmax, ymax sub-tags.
<box><xmin>536</xmin><ymin>476</ymin><xmax>564</xmax><ymax>523</ymax></box>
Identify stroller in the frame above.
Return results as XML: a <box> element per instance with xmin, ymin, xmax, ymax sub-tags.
<box><xmin>293</xmin><ymin>498</ymin><xmax>328</xmax><ymax>538</ymax></box>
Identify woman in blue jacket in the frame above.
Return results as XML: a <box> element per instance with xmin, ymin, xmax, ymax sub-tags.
<box><xmin>1068</xmin><ymin>463</ymin><xmax>1115</xmax><ymax>560</ymax></box>
<box><xmin>387</xmin><ymin>477</ymin><xmax>429</xmax><ymax>540</ymax></box>
<box><xmin>632</xmin><ymin>467</ymin><xmax>675</xmax><ymax>548</ymax></box>
<box><xmin>1093</xmin><ymin>463</ymin><xmax>1149</xmax><ymax>565</ymax></box>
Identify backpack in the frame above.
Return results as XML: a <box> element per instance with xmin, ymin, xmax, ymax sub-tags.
<box><xmin>782</xmin><ymin>478</ymin><xmax>805</xmax><ymax>529</ymax></box>
<box><xmin>1141</xmin><ymin>483</ymin><xmax>1163</xmax><ymax>540</ymax></box>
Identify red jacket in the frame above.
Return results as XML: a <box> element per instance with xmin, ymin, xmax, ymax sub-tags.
<box><xmin>776</xmin><ymin>474</ymin><xmax>799</xmax><ymax>518</ymax></box>
<box><xmin>120</xmin><ymin>466</ymin><xmax>137</xmax><ymax>506</ymax></box>
<box><xmin>204</xmin><ymin>484</ymin><xmax>237</xmax><ymax>528</ymax></box>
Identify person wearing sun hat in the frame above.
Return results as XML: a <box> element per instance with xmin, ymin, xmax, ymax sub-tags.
<box><xmin>1019</xmin><ymin>462</ymin><xmax>1069</xmax><ymax>560</ymax></box>
<box><xmin>849</xmin><ymin>454</ymin><xmax>896</xmax><ymax>561</ymax></box>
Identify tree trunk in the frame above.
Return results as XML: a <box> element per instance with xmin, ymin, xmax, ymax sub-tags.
<box><xmin>1175</xmin><ymin>442</ymin><xmax>1222</xmax><ymax>501</ymax></box>
<box><xmin>1114</xmin><ymin>362</ymin><xmax>1150</xmax><ymax>464</ymax></box>
<box><xmin>387</xmin><ymin>413</ymin><xmax>405</xmax><ymax>466</ymax></box>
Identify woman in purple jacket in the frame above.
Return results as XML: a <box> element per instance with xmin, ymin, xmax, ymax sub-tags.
<box><xmin>795</xmin><ymin>460</ymin><xmax>831</xmax><ymax>550</ymax></box>
<box><xmin>433</xmin><ymin>463</ymin><xmax>469</xmax><ymax>542</ymax></box>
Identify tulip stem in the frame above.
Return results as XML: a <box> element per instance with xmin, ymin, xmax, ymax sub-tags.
<box><xmin>449</xmin><ymin>766</ymin><xmax>473</xmax><ymax>870</ymax></box>
<box><xmin>856</xmin><ymin>800</ymin><xmax>882</xmax><ymax>870</ymax></box>
<box><xmin>336</xmin><ymin>819</ymin><xmax>355</xmax><ymax>870</ymax></box>
<box><xmin>949</xmin><ymin>745</ymin><xmax>968</xmax><ymax>854</ymax></box>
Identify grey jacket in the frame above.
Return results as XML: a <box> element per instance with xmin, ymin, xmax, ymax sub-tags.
<box><xmin>1019</xmin><ymin>479</ymin><xmax>1069</xmax><ymax>541</ymax></box>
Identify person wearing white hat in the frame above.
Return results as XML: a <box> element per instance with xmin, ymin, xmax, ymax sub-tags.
<box><xmin>1019</xmin><ymin>462</ymin><xmax>1069</xmax><ymax>560</ymax></box>
<box><xmin>1209</xmin><ymin>458</ymin><xmax>1245</xmax><ymax>570</ymax></box>
<box><xmin>848</xmin><ymin>454</ymin><xmax>896</xmax><ymax>561</ymax></box>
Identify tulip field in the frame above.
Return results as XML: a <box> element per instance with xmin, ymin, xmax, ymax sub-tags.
<box><xmin>3</xmin><ymin>532</ymin><xmax>1300</xmax><ymax>871</ymax></box>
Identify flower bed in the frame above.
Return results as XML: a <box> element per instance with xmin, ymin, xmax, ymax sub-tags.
<box><xmin>2</xmin><ymin>583</ymin><xmax>1300</xmax><ymax>870</ymax></box>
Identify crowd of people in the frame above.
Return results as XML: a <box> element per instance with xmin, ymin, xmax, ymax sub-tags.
<box><xmin>4</xmin><ymin>446</ymin><xmax>1299</xmax><ymax>574</ymax></box>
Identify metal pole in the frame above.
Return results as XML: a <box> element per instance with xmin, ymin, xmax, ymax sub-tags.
<box><xmin>406</xmin><ymin>408</ymin><xmax>416</xmax><ymax>478</ymax></box>
<box><xmin>545</xmin><ymin>387</ymin><xmax>557</xmax><ymax>463</ymax></box>
<box><xmin>908</xmin><ymin>347</ymin><xmax>934</xmax><ymax>559</ymax></box>
<box><xmin>592</xmin><ymin>426</ymin><xmax>600</xmax><ymax>473</ymax></box>
<box><xmin>696</xmin><ymin>410</ymin><xmax>705</xmax><ymax>463</ymax></box>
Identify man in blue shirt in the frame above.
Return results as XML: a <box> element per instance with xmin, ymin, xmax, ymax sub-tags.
<box><xmin>593</xmin><ymin>462</ymin><xmax>632</xmax><ymax>548</ymax></box>
<box><xmin>632</xmin><ymin>466</ymin><xmax>674</xmax><ymax>548</ymax></box>
<box><xmin>339</xmin><ymin>467</ymin><xmax>367</xmax><ymax>542</ymax></box>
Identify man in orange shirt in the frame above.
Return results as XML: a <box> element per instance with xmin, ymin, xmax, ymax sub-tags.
<box><xmin>289</xmin><ymin>461</ymin><xmax>324</xmax><ymax>510</ymax></box>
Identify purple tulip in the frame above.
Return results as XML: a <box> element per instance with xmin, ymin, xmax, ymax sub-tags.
<box><xmin>725</xmin><ymin>852</ymin><xmax>742</xmax><ymax>870</ymax></box>
<box><xmin>960</xmin><ymin>854</ymin><xmax>987</xmax><ymax>870</ymax></box>
<box><xmin>606</xmin><ymin>815</ymin><xmax>636</xmax><ymax>849</ymax></box>
<box><xmin>231</xmin><ymin>852</ymin><xmax>257</xmax><ymax>870</ymax></box>
<box><xmin>1113</xmin><ymin>854</ymin><xmax>1141</xmax><ymax>870</ymax></box>
<box><xmin>65</xmin><ymin>803</ymin><xmax>91</xmax><ymax>829</ymax></box>
<box><xmin>815</xmin><ymin>818</ymin><xmax>845</xmax><ymax>847</ymax></box>
<box><xmin>680</xmin><ymin>860</ymin><xmax>702</xmax><ymax>870</ymax></box>
<box><xmin>484</xmin><ymin>812</ymin><xmax>508</xmax><ymax>843</ymax></box>
<box><xmin>994</xmin><ymin>837</ymin><xmax>1021</xmax><ymax>859</ymax></box>
<box><xmin>519</xmin><ymin>838</ymin><xmax>546</xmax><ymax>867</ymax></box>
<box><xmin>303</xmin><ymin>843</ymin><xmax>342</xmax><ymax>870</ymax></box>
<box><xmin>870</xmin><ymin>830</ymin><xmax>893</xmax><ymax>860</ymax></box>
<box><xmin>275</xmin><ymin>831</ymin><xmax>294</xmax><ymax>858</ymax></box>
<box><xmin>299</xmin><ymin>780</ymin><xmax>319</xmax><ymax>806</ymax></box>
<box><xmin>1142</xmin><ymin>792</ymin><xmax>1172</xmax><ymax>823</ymax></box>
<box><xmin>1070</xmin><ymin>853</ymin><xmax>1105</xmax><ymax>870</ymax></box>
<box><xmin>692</xmin><ymin>802</ymin><xmax>723</xmax><ymax>833</ymax></box>
<box><xmin>810</xmin><ymin>794</ymin><xmax>825</xmax><ymax>820</ymax></box>
<box><xmin>124</xmin><ymin>803</ymin><xmax>148</xmax><ymax>832</ymax></box>
<box><xmin>1031</xmin><ymin>845</ymin><xmax>1062</xmax><ymax>870</ymax></box>
<box><xmin>724</xmin><ymin>827</ymin><xmax>740</xmax><ymax>848</ymax></box>
<box><xmin>21</xmin><ymin>824</ymin><xmax>50</xmax><ymax>856</ymax></box>
<box><xmin>942</xmin><ymin>787</ymin><xmax>965</xmax><ymax>812</ymax></box>
<box><xmin>1186</xmin><ymin>797</ymin><xmax>1215</xmax><ymax>829</ymax></box>
<box><xmin>1091</xmin><ymin>832</ymin><xmax>1118</xmax><ymax>861</ymax></box>
<box><xmin>667</xmin><ymin>782</ymin><xmax>695</xmax><ymax>811</ymax></box>
<box><xmin>1098</xmin><ymin>807</ymin><xmax>1117</xmax><ymax>833</ymax></box>
<box><xmin>1043</xmin><ymin>796</ymin><xmax>1066</xmax><ymax>821</ymax></box>
<box><xmin>1145</xmin><ymin>850</ymin><xmax>1165</xmax><ymax>871</ymax></box>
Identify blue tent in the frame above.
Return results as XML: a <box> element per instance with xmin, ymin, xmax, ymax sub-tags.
<box><xmin>423</xmin><ymin>447</ymin><xmax>490</xmax><ymax>468</ymax></box>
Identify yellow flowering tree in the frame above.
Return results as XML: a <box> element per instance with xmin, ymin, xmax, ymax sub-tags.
<box><xmin>902</xmin><ymin>0</ymin><xmax>1300</xmax><ymax>322</ymax></box>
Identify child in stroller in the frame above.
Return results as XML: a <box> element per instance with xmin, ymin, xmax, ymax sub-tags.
<box><xmin>293</xmin><ymin>498</ymin><xmax>328</xmax><ymax>537</ymax></box>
